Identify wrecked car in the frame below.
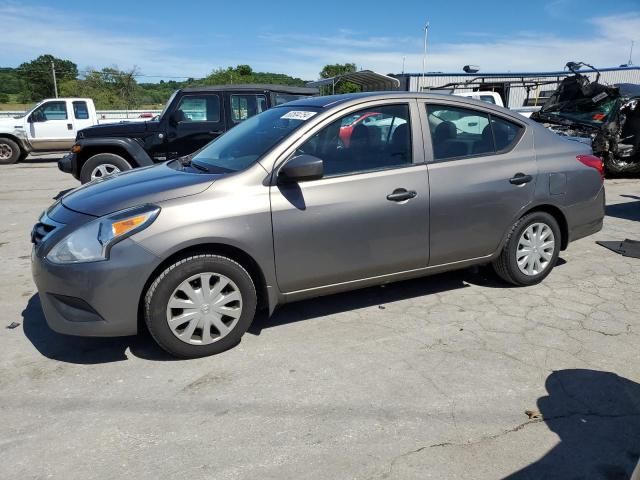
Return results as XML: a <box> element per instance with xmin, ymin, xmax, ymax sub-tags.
<box><xmin>531</xmin><ymin>62</ymin><xmax>640</xmax><ymax>174</ymax></box>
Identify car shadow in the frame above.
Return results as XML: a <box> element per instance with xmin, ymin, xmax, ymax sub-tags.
<box><xmin>248</xmin><ymin>265</ymin><xmax>531</xmax><ymax>335</ymax></box>
<box><xmin>606</xmin><ymin>196</ymin><xmax>640</xmax><ymax>222</ymax></box>
<box><xmin>21</xmin><ymin>294</ymin><xmax>176</xmax><ymax>364</ymax></box>
<box><xmin>503</xmin><ymin>369</ymin><xmax>640</xmax><ymax>480</ymax></box>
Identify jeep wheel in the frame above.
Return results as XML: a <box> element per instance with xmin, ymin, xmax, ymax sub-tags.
<box><xmin>80</xmin><ymin>153</ymin><xmax>132</xmax><ymax>183</ymax></box>
<box><xmin>0</xmin><ymin>138</ymin><xmax>22</xmax><ymax>165</ymax></box>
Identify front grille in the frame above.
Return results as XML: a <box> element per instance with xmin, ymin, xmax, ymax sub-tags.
<box><xmin>31</xmin><ymin>214</ymin><xmax>63</xmax><ymax>246</ymax></box>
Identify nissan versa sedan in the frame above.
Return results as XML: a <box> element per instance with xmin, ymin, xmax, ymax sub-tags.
<box><xmin>31</xmin><ymin>92</ymin><xmax>605</xmax><ymax>358</ymax></box>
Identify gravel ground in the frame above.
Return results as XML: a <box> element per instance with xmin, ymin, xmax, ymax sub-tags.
<box><xmin>0</xmin><ymin>157</ymin><xmax>639</xmax><ymax>480</ymax></box>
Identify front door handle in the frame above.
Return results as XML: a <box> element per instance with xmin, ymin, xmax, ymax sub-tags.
<box><xmin>509</xmin><ymin>173</ymin><xmax>533</xmax><ymax>185</ymax></box>
<box><xmin>387</xmin><ymin>188</ymin><xmax>417</xmax><ymax>202</ymax></box>
<box><xmin>208</xmin><ymin>130</ymin><xmax>224</xmax><ymax>135</ymax></box>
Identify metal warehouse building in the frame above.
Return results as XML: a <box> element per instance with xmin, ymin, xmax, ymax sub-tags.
<box><xmin>390</xmin><ymin>66</ymin><xmax>640</xmax><ymax>108</ymax></box>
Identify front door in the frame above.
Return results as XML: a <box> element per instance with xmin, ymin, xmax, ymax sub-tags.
<box><xmin>422</xmin><ymin>101</ymin><xmax>536</xmax><ymax>266</ymax></box>
<box><xmin>165</xmin><ymin>93</ymin><xmax>224</xmax><ymax>158</ymax></box>
<box><xmin>28</xmin><ymin>100</ymin><xmax>75</xmax><ymax>151</ymax></box>
<box><xmin>271</xmin><ymin>102</ymin><xmax>430</xmax><ymax>293</ymax></box>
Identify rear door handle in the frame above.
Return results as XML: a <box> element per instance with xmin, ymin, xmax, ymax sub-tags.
<box><xmin>208</xmin><ymin>130</ymin><xmax>224</xmax><ymax>135</ymax></box>
<box><xmin>387</xmin><ymin>188</ymin><xmax>417</xmax><ymax>202</ymax></box>
<box><xmin>509</xmin><ymin>173</ymin><xmax>533</xmax><ymax>185</ymax></box>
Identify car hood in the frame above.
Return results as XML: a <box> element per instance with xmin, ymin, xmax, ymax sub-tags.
<box><xmin>61</xmin><ymin>162</ymin><xmax>220</xmax><ymax>217</ymax></box>
<box><xmin>78</xmin><ymin>120</ymin><xmax>159</xmax><ymax>139</ymax></box>
<box><xmin>0</xmin><ymin>116</ymin><xmax>23</xmax><ymax>131</ymax></box>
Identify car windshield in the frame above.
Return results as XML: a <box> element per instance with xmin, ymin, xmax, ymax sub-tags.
<box><xmin>190</xmin><ymin>106</ymin><xmax>320</xmax><ymax>173</ymax></box>
<box><xmin>544</xmin><ymin>97</ymin><xmax>618</xmax><ymax>126</ymax></box>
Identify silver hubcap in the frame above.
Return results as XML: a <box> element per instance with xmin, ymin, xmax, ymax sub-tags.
<box><xmin>0</xmin><ymin>143</ymin><xmax>13</xmax><ymax>160</ymax></box>
<box><xmin>517</xmin><ymin>222</ymin><xmax>555</xmax><ymax>276</ymax></box>
<box><xmin>90</xmin><ymin>164</ymin><xmax>120</xmax><ymax>180</ymax></box>
<box><xmin>166</xmin><ymin>273</ymin><xmax>243</xmax><ymax>345</ymax></box>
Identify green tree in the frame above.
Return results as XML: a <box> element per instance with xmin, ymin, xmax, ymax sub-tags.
<box><xmin>0</xmin><ymin>93</ymin><xmax>9</xmax><ymax>103</ymax></box>
<box><xmin>18</xmin><ymin>54</ymin><xmax>78</xmax><ymax>101</ymax></box>
<box><xmin>319</xmin><ymin>63</ymin><xmax>359</xmax><ymax>94</ymax></box>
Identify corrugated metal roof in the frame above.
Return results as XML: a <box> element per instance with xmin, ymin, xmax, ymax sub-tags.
<box><xmin>397</xmin><ymin>66</ymin><xmax>640</xmax><ymax>78</ymax></box>
<box><xmin>307</xmin><ymin>70</ymin><xmax>400</xmax><ymax>91</ymax></box>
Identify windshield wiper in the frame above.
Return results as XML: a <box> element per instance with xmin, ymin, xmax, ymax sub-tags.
<box><xmin>188</xmin><ymin>160</ymin><xmax>210</xmax><ymax>173</ymax></box>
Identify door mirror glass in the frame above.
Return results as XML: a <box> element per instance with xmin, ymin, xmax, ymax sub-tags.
<box><xmin>279</xmin><ymin>154</ymin><xmax>324</xmax><ymax>183</ymax></box>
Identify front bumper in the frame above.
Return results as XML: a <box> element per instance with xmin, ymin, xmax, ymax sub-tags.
<box><xmin>31</xmin><ymin>237</ymin><xmax>161</xmax><ymax>337</ymax></box>
<box><xmin>58</xmin><ymin>153</ymin><xmax>78</xmax><ymax>179</ymax></box>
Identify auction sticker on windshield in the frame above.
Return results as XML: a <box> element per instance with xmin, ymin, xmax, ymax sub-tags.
<box><xmin>281</xmin><ymin>111</ymin><xmax>317</xmax><ymax>120</ymax></box>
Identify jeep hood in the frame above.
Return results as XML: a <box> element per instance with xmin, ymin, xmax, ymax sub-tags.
<box><xmin>61</xmin><ymin>161</ymin><xmax>221</xmax><ymax>217</ymax></box>
<box><xmin>78</xmin><ymin>120</ymin><xmax>159</xmax><ymax>138</ymax></box>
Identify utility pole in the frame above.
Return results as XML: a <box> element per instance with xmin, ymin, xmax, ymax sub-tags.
<box><xmin>421</xmin><ymin>22</ymin><xmax>430</xmax><ymax>92</ymax></box>
<box><xmin>51</xmin><ymin>61</ymin><xmax>58</xmax><ymax>98</ymax></box>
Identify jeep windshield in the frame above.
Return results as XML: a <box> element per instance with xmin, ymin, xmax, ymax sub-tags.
<box><xmin>190</xmin><ymin>106</ymin><xmax>320</xmax><ymax>173</ymax></box>
<box><xmin>540</xmin><ymin>96</ymin><xmax>618</xmax><ymax>127</ymax></box>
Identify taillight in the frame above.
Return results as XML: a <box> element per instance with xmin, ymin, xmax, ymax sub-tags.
<box><xmin>576</xmin><ymin>154</ymin><xmax>604</xmax><ymax>180</ymax></box>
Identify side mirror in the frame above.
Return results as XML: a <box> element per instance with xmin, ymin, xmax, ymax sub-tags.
<box><xmin>278</xmin><ymin>154</ymin><xmax>324</xmax><ymax>183</ymax></box>
<box><xmin>169</xmin><ymin>111</ymin><xmax>181</xmax><ymax>126</ymax></box>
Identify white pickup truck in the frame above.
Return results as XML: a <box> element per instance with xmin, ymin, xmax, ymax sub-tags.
<box><xmin>0</xmin><ymin>98</ymin><xmax>118</xmax><ymax>164</ymax></box>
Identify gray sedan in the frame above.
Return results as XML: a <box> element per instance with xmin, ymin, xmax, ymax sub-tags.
<box><xmin>31</xmin><ymin>92</ymin><xmax>605</xmax><ymax>357</ymax></box>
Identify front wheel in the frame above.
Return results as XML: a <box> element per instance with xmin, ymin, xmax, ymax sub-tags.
<box><xmin>492</xmin><ymin>212</ymin><xmax>561</xmax><ymax>286</ymax></box>
<box><xmin>144</xmin><ymin>255</ymin><xmax>257</xmax><ymax>358</ymax></box>
<box><xmin>80</xmin><ymin>153</ymin><xmax>132</xmax><ymax>183</ymax></box>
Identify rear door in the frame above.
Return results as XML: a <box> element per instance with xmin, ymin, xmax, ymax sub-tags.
<box><xmin>27</xmin><ymin>100</ymin><xmax>75</xmax><ymax>151</ymax></box>
<box><xmin>270</xmin><ymin>100</ymin><xmax>430</xmax><ymax>293</ymax></box>
<box><xmin>421</xmin><ymin>100</ymin><xmax>536</xmax><ymax>266</ymax></box>
<box><xmin>165</xmin><ymin>93</ymin><xmax>224</xmax><ymax>158</ymax></box>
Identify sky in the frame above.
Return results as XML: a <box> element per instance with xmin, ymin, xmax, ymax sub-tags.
<box><xmin>1</xmin><ymin>0</ymin><xmax>639</xmax><ymax>81</ymax></box>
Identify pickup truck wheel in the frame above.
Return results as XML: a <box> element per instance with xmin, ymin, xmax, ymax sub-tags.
<box><xmin>0</xmin><ymin>138</ymin><xmax>21</xmax><ymax>165</ymax></box>
<box><xmin>80</xmin><ymin>153</ymin><xmax>132</xmax><ymax>183</ymax></box>
<box><xmin>144</xmin><ymin>255</ymin><xmax>257</xmax><ymax>358</ymax></box>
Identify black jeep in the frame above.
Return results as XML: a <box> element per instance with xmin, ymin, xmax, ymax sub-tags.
<box><xmin>59</xmin><ymin>84</ymin><xmax>318</xmax><ymax>183</ymax></box>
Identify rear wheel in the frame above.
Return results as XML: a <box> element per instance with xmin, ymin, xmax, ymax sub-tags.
<box><xmin>144</xmin><ymin>255</ymin><xmax>257</xmax><ymax>358</ymax></box>
<box><xmin>80</xmin><ymin>153</ymin><xmax>132</xmax><ymax>183</ymax></box>
<box><xmin>0</xmin><ymin>138</ymin><xmax>21</xmax><ymax>165</ymax></box>
<box><xmin>493</xmin><ymin>211</ymin><xmax>560</xmax><ymax>286</ymax></box>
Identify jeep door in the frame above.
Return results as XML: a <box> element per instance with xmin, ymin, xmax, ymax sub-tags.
<box><xmin>420</xmin><ymin>100</ymin><xmax>536</xmax><ymax>266</ymax></box>
<box><xmin>27</xmin><ymin>100</ymin><xmax>76</xmax><ymax>151</ymax></box>
<box><xmin>270</xmin><ymin>100</ymin><xmax>430</xmax><ymax>293</ymax></box>
<box><xmin>165</xmin><ymin>93</ymin><xmax>225</xmax><ymax>159</ymax></box>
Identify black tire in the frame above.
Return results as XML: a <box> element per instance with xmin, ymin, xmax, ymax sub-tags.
<box><xmin>492</xmin><ymin>211</ymin><xmax>561</xmax><ymax>286</ymax></box>
<box><xmin>80</xmin><ymin>153</ymin><xmax>132</xmax><ymax>183</ymax></box>
<box><xmin>0</xmin><ymin>138</ymin><xmax>22</xmax><ymax>165</ymax></box>
<box><xmin>144</xmin><ymin>255</ymin><xmax>257</xmax><ymax>358</ymax></box>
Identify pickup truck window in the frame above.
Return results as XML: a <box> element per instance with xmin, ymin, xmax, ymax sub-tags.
<box><xmin>191</xmin><ymin>106</ymin><xmax>320</xmax><ymax>173</ymax></box>
<box><xmin>73</xmin><ymin>101</ymin><xmax>89</xmax><ymax>120</ymax></box>
<box><xmin>231</xmin><ymin>94</ymin><xmax>267</xmax><ymax>123</ymax></box>
<box><xmin>33</xmin><ymin>101</ymin><xmax>68</xmax><ymax>121</ymax></box>
<box><xmin>176</xmin><ymin>95</ymin><xmax>221</xmax><ymax>122</ymax></box>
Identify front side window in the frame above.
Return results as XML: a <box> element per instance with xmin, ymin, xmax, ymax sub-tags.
<box><xmin>231</xmin><ymin>94</ymin><xmax>267</xmax><ymax>123</ymax></box>
<box><xmin>32</xmin><ymin>101</ymin><xmax>68</xmax><ymax>121</ymax></box>
<box><xmin>190</xmin><ymin>106</ymin><xmax>320</xmax><ymax>173</ymax></box>
<box><xmin>73</xmin><ymin>101</ymin><xmax>89</xmax><ymax>120</ymax></box>
<box><xmin>175</xmin><ymin>95</ymin><xmax>220</xmax><ymax>122</ymax></box>
<box><xmin>297</xmin><ymin>104</ymin><xmax>412</xmax><ymax>177</ymax></box>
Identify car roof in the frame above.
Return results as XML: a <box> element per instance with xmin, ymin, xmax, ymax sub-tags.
<box><xmin>281</xmin><ymin>91</ymin><xmax>528</xmax><ymax>122</ymax></box>
<box><xmin>180</xmin><ymin>84</ymin><xmax>318</xmax><ymax>95</ymax></box>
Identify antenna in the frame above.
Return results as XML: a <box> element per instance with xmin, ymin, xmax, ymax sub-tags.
<box><xmin>421</xmin><ymin>21</ymin><xmax>430</xmax><ymax>91</ymax></box>
<box><xmin>628</xmin><ymin>40</ymin><xmax>635</xmax><ymax>66</ymax></box>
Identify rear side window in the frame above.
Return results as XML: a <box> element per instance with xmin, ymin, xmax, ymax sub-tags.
<box><xmin>479</xmin><ymin>95</ymin><xmax>496</xmax><ymax>104</ymax></box>
<box><xmin>491</xmin><ymin>116</ymin><xmax>523</xmax><ymax>151</ymax></box>
<box><xmin>175</xmin><ymin>95</ymin><xmax>220</xmax><ymax>122</ymax></box>
<box><xmin>231</xmin><ymin>94</ymin><xmax>267</xmax><ymax>123</ymax></box>
<box><xmin>73</xmin><ymin>101</ymin><xmax>89</xmax><ymax>120</ymax></box>
<box><xmin>426</xmin><ymin>104</ymin><xmax>522</xmax><ymax>160</ymax></box>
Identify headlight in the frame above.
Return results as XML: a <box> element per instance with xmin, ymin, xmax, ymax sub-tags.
<box><xmin>46</xmin><ymin>205</ymin><xmax>160</xmax><ymax>264</ymax></box>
